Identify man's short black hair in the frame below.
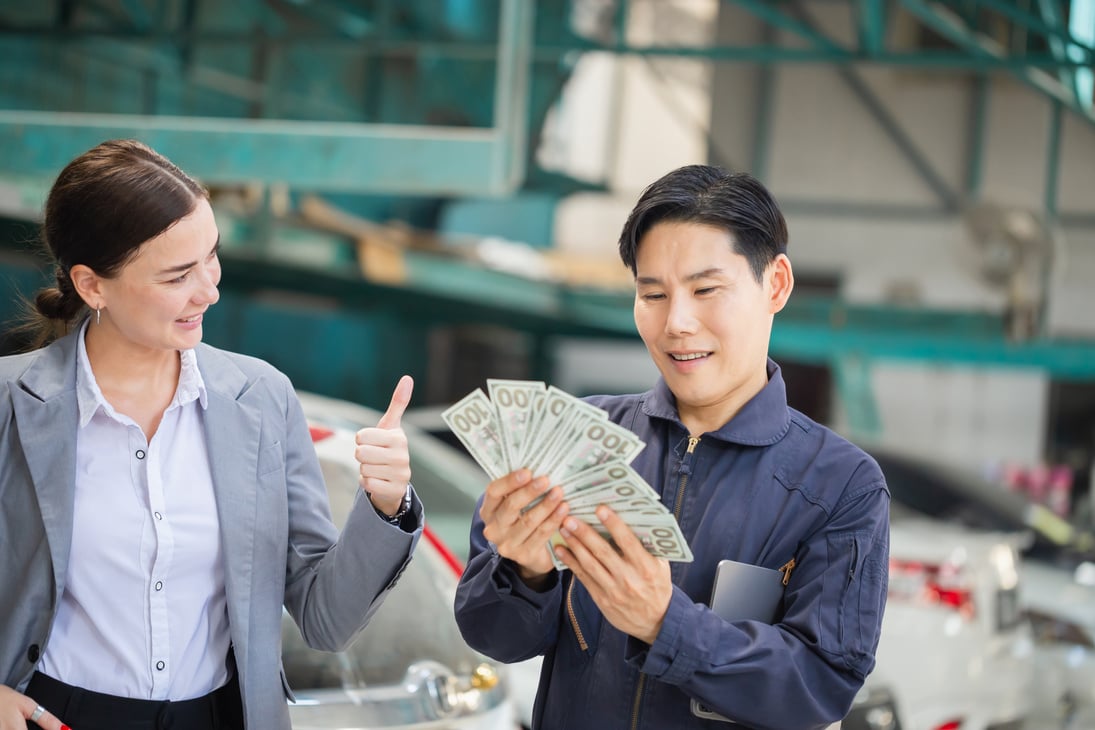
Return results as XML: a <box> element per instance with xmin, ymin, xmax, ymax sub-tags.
<box><xmin>617</xmin><ymin>165</ymin><xmax>788</xmax><ymax>283</ymax></box>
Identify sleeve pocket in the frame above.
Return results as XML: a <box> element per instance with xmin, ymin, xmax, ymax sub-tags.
<box><xmin>821</xmin><ymin>531</ymin><xmax>886</xmax><ymax>678</ymax></box>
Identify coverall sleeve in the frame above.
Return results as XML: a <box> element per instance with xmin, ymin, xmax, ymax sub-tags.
<box><xmin>454</xmin><ymin>494</ymin><xmax>565</xmax><ymax>663</ymax></box>
<box><xmin>626</xmin><ymin>482</ymin><xmax>890</xmax><ymax>730</ymax></box>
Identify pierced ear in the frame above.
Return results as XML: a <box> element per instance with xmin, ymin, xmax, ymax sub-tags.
<box><xmin>69</xmin><ymin>264</ymin><xmax>105</xmax><ymax>311</ymax></box>
<box><xmin>767</xmin><ymin>254</ymin><xmax>794</xmax><ymax>314</ymax></box>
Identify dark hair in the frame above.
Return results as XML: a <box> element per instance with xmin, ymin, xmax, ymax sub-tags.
<box><xmin>21</xmin><ymin>139</ymin><xmax>207</xmax><ymax>347</ymax></box>
<box><xmin>617</xmin><ymin>165</ymin><xmax>788</xmax><ymax>283</ymax></box>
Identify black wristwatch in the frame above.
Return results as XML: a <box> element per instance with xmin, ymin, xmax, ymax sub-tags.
<box><xmin>382</xmin><ymin>484</ymin><xmax>413</xmax><ymax>525</ymax></box>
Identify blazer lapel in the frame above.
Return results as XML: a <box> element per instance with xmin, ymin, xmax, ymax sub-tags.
<box><xmin>13</xmin><ymin>335</ymin><xmax>80</xmax><ymax>593</ymax></box>
<box><xmin>198</xmin><ymin>345</ymin><xmax>261</xmax><ymax>643</ymax></box>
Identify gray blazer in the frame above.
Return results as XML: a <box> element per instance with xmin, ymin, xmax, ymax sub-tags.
<box><xmin>0</xmin><ymin>331</ymin><xmax>421</xmax><ymax>729</ymax></box>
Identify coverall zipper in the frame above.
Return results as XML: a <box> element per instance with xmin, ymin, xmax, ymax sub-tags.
<box><xmin>629</xmin><ymin>434</ymin><xmax>700</xmax><ymax>730</ymax></box>
<box><xmin>566</xmin><ymin>578</ymin><xmax>588</xmax><ymax>651</ymax></box>
<box><xmin>779</xmin><ymin>557</ymin><xmax>796</xmax><ymax>586</ymax></box>
<box><xmin>673</xmin><ymin>436</ymin><xmax>701</xmax><ymax>520</ymax></box>
<box><xmin>629</xmin><ymin>674</ymin><xmax>646</xmax><ymax>730</ymax></box>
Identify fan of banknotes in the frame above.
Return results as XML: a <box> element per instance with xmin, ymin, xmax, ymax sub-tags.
<box><xmin>441</xmin><ymin>379</ymin><xmax>693</xmax><ymax>564</ymax></box>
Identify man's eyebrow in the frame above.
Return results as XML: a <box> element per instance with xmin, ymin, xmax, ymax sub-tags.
<box><xmin>155</xmin><ymin>236</ymin><xmax>221</xmax><ymax>276</ymax></box>
<box><xmin>636</xmin><ymin>268</ymin><xmax>725</xmax><ymax>286</ymax></box>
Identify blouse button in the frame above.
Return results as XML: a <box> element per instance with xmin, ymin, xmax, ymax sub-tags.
<box><xmin>156</xmin><ymin>661</ymin><xmax>165</xmax><ymax>671</ymax></box>
<box><xmin>136</xmin><ymin>449</ymin><xmax>146</xmax><ymax>460</ymax></box>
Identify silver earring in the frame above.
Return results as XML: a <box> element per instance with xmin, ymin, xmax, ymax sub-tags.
<box><xmin>96</xmin><ymin>307</ymin><xmax>101</xmax><ymax>325</ymax></box>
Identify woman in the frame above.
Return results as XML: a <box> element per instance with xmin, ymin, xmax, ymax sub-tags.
<box><xmin>0</xmin><ymin>139</ymin><xmax>422</xmax><ymax>730</ymax></box>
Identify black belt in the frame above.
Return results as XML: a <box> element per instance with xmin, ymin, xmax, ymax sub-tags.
<box><xmin>26</xmin><ymin>670</ymin><xmax>243</xmax><ymax>730</ymax></box>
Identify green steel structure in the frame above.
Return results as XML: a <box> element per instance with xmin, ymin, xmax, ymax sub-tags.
<box><xmin>1</xmin><ymin>0</ymin><xmax>1094</xmax><ymax>416</ymax></box>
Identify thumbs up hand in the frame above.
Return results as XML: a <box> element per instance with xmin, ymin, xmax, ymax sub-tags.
<box><xmin>355</xmin><ymin>375</ymin><xmax>414</xmax><ymax>517</ymax></box>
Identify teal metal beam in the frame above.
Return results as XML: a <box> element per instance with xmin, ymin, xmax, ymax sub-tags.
<box><xmin>899</xmin><ymin>0</ymin><xmax>1095</xmax><ymax>129</ymax></box>
<box><xmin>856</xmin><ymin>0</ymin><xmax>888</xmax><ymax>56</ymax></box>
<box><xmin>614</xmin><ymin>0</ymin><xmax>628</xmax><ymax>44</ymax></box>
<box><xmin>4</xmin><ymin>28</ymin><xmax>1095</xmax><ymax>69</ymax></box>
<box><xmin>1071</xmin><ymin>0</ymin><xmax>1095</xmax><ymax>110</ymax></box>
<box><xmin>0</xmin><ymin>110</ymin><xmax>508</xmax><ymax>194</ymax></box>
<box><xmin>491</xmin><ymin>0</ymin><xmax>533</xmax><ymax>195</ymax></box>
<box><xmin>749</xmin><ymin>20</ymin><xmax>778</xmax><ymax>179</ymax></box>
<box><xmin>1036</xmin><ymin>0</ymin><xmax>1085</xmax><ymax>107</ymax></box>
<box><xmin>1040</xmin><ymin>99</ymin><xmax>1064</xmax><ymax>337</ymax></box>
<box><xmin>964</xmin><ymin>73</ymin><xmax>989</xmax><ymax>198</ymax></box>
<box><xmin>732</xmin><ymin>0</ymin><xmax>848</xmax><ymax>53</ymax></box>
<box><xmin>3</xmin><ymin>228</ymin><xmax>1095</xmax><ymax>378</ymax></box>
<box><xmin>770</xmin><ymin>296</ymin><xmax>1095</xmax><ymax>379</ymax></box>
<box><xmin>840</xmin><ymin>76</ymin><xmax>959</xmax><ymax>206</ymax></box>
<box><xmin>972</xmin><ymin>0</ymin><xmax>1095</xmax><ymax>64</ymax></box>
<box><xmin>188</xmin><ymin>256</ymin><xmax>1095</xmax><ymax>381</ymax></box>
<box><xmin>778</xmin><ymin>196</ymin><xmax>1095</xmax><ymax>227</ymax></box>
<box><xmin>1045</xmin><ymin>99</ymin><xmax>1063</xmax><ymax>222</ymax></box>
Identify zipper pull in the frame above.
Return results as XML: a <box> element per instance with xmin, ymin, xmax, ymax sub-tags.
<box><xmin>686</xmin><ymin>435</ymin><xmax>700</xmax><ymax>454</ymax></box>
<box><xmin>778</xmin><ymin>557</ymin><xmax>796</xmax><ymax>586</ymax></box>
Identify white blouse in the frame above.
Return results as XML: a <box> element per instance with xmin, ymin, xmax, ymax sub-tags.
<box><xmin>39</xmin><ymin>323</ymin><xmax>230</xmax><ymax>701</ymax></box>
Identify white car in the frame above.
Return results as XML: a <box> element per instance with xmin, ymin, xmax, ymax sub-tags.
<box><xmin>872</xmin><ymin>506</ymin><xmax>1033</xmax><ymax>730</ymax></box>
<box><xmin>279</xmin><ymin>395</ymin><xmax>521</xmax><ymax>730</ymax></box>
<box><xmin>1020</xmin><ymin>556</ymin><xmax>1095</xmax><ymax>728</ymax></box>
<box><xmin>298</xmin><ymin>391</ymin><xmax>538</xmax><ymax>729</ymax></box>
<box><xmin>874</xmin><ymin>446</ymin><xmax>1095</xmax><ymax>730</ymax></box>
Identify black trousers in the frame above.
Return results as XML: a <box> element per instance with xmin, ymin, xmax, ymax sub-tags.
<box><xmin>25</xmin><ymin>671</ymin><xmax>244</xmax><ymax>730</ymax></box>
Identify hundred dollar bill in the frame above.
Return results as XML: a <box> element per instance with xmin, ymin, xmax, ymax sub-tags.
<box><xmin>542</xmin><ymin>415</ymin><xmax>645</xmax><ymax>486</ymax></box>
<box><xmin>441</xmin><ymin>388</ymin><xmax>507</xmax><ymax>481</ymax></box>
<box><xmin>524</xmin><ymin>461</ymin><xmax>643</xmax><ymax>514</ymax></box>
<box><xmin>546</xmin><ymin>512</ymin><xmax>693</xmax><ymax>565</ymax></box>
<box><xmin>599</xmin><ymin>518</ymin><xmax>693</xmax><ymax>562</ymax></box>
<box><xmin>566</xmin><ymin>477</ymin><xmax>660</xmax><ymax>507</ymax></box>
<box><xmin>568</xmin><ymin>486</ymin><xmax>666</xmax><ymax>517</ymax></box>
<box><xmin>558</xmin><ymin>461</ymin><xmax>640</xmax><ymax>494</ymax></box>
<box><xmin>524</xmin><ymin>388</ymin><xmax>603</xmax><ymax>477</ymax></box>
<box><xmin>487</xmin><ymin>378</ymin><xmax>545</xmax><ymax>472</ymax></box>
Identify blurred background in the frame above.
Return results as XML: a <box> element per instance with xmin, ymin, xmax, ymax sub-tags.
<box><xmin>1</xmin><ymin>2</ymin><xmax>1094</xmax><ymax>729</ymax></box>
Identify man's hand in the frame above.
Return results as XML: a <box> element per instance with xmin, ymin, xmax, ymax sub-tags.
<box><xmin>355</xmin><ymin>375</ymin><xmax>413</xmax><ymax>517</ymax></box>
<box><xmin>480</xmin><ymin>469</ymin><xmax>569</xmax><ymax>587</ymax></box>
<box><xmin>554</xmin><ymin>506</ymin><xmax>673</xmax><ymax>644</ymax></box>
<box><xmin>0</xmin><ymin>685</ymin><xmax>68</xmax><ymax>730</ymax></box>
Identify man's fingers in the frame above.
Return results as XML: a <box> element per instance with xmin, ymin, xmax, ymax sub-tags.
<box><xmin>376</xmin><ymin>374</ymin><xmax>414</xmax><ymax>430</ymax></box>
<box><xmin>483</xmin><ymin>469</ymin><xmax>533</xmax><ymax>506</ymax></box>
<box><xmin>593</xmin><ymin>506</ymin><xmax>645</xmax><ymax>556</ymax></box>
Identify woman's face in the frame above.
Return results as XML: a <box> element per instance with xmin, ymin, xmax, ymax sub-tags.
<box><xmin>94</xmin><ymin>197</ymin><xmax>221</xmax><ymax>354</ymax></box>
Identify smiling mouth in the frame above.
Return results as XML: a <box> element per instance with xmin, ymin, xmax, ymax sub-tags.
<box><xmin>669</xmin><ymin>352</ymin><xmax>710</xmax><ymax>361</ymax></box>
<box><xmin>177</xmin><ymin>314</ymin><xmax>202</xmax><ymax>323</ymax></box>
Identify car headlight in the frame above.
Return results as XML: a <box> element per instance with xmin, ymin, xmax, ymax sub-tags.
<box><xmin>404</xmin><ymin>660</ymin><xmax>503</xmax><ymax>718</ymax></box>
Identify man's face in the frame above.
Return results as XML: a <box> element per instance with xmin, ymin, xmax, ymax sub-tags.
<box><xmin>632</xmin><ymin>221</ymin><xmax>792</xmax><ymax>434</ymax></box>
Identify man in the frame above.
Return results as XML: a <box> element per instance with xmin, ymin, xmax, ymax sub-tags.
<box><xmin>454</xmin><ymin>165</ymin><xmax>889</xmax><ymax>729</ymax></box>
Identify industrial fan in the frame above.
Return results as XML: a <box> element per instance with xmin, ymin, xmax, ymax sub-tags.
<box><xmin>961</xmin><ymin>201</ymin><xmax>1058</xmax><ymax>340</ymax></box>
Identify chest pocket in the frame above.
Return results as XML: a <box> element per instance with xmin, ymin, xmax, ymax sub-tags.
<box><xmin>257</xmin><ymin>441</ymin><xmax>284</xmax><ymax>478</ymax></box>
